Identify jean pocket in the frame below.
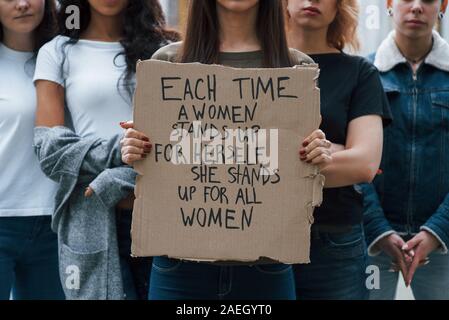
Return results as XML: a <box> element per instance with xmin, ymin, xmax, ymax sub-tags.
<box><xmin>152</xmin><ymin>257</ymin><xmax>183</xmax><ymax>273</ymax></box>
<box><xmin>325</xmin><ymin>232</ymin><xmax>363</xmax><ymax>247</ymax></box>
<box><xmin>431</xmin><ymin>91</ymin><xmax>449</xmax><ymax>131</ymax></box>
<box><xmin>431</xmin><ymin>91</ymin><xmax>449</xmax><ymax>110</ymax></box>
<box><xmin>321</xmin><ymin>228</ymin><xmax>365</xmax><ymax>260</ymax></box>
<box><xmin>254</xmin><ymin>264</ymin><xmax>292</xmax><ymax>275</ymax></box>
<box><xmin>59</xmin><ymin>244</ymin><xmax>108</xmax><ymax>300</ymax></box>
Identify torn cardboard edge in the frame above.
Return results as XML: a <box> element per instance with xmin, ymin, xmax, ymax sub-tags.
<box><xmin>131</xmin><ymin>60</ymin><xmax>322</xmax><ymax>265</ymax></box>
<box><xmin>136</xmin><ymin>58</ymin><xmax>320</xmax><ymax>72</ymax></box>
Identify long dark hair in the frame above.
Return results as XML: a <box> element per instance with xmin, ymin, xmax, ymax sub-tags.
<box><xmin>57</xmin><ymin>0</ymin><xmax>179</xmax><ymax>98</ymax></box>
<box><xmin>180</xmin><ymin>0</ymin><xmax>293</xmax><ymax>67</ymax></box>
<box><xmin>0</xmin><ymin>0</ymin><xmax>57</xmax><ymax>54</ymax></box>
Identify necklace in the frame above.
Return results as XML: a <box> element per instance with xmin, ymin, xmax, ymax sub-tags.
<box><xmin>395</xmin><ymin>38</ymin><xmax>434</xmax><ymax>64</ymax></box>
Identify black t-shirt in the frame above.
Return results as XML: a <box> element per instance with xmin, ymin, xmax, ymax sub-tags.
<box><xmin>310</xmin><ymin>53</ymin><xmax>392</xmax><ymax>226</ymax></box>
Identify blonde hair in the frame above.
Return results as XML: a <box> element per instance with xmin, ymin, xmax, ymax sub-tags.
<box><xmin>285</xmin><ymin>0</ymin><xmax>361</xmax><ymax>53</ymax></box>
<box><xmin>328</xmin><ymin>0</ymin><xmax>360</xmax><ymax>52</ymax></box>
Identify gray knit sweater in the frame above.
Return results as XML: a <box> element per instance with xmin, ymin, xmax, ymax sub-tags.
<box><xmin>34</xmin><ymin>126</ymin><xmax>136</xmax><ymax>300</ymax></box>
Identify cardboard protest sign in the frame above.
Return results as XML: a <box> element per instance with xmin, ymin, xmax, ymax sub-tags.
<box><xmin>131</xmin><ymin>60</ymin><xmax>323</xmax><ymax>264</ymax></box>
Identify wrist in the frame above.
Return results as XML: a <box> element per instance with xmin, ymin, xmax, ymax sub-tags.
<box><xmin>330</xmin><ymin>143</ymin><xmax>345</xmax><ymax>154</ymax></box>
<box><xmin>422</xmin><ymin>230</ymin><xmax>441</xmax><ymax>249</ymax></box>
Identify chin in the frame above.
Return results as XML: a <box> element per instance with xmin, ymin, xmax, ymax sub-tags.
<box><xmin>217</xmin><ymin>0</ymin><xmax>259</xmax><ymax>13</ymax></box>
<box><xmin>90</xmin><ymin>0</ymin><xmax>128</xmax><ymax>16</ymax></box>
<box><xmin>400</xmin><ymin>27</ymin><xmax>432</xmax><ymax>40</ymax></box>
<box><xmin>293</xmin><ymin>17</ymin><xmax>325</xmax><ymax>30</ymax></box>
<box><xmin>11</xmin><ymin>22</ymin><xmax>40</xmax><ymax>35</ymax></box>
<box><xmin>95</xmin><ymin>7</ymin><xmax>126</xmax><ymax>16</ymax></box>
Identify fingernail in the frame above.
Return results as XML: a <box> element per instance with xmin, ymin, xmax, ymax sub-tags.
<box><xmin>303</xmin><ymin>141</ymin><xmax>309</xmax><ymax>147</ymax></box>
<box><xmin>142</xmin><ymin>137</ymin><xmax>150</xmax><ymax>142</ymax></box>
<box><xmin>119</xmin><ymin>122</ymin><xmax>125</xmax><ymax>125</ymax></box>
<box><xmin>402</xmin><ymin>244</ymin><xmax>408</xmax><ymax>250</ymax></box>
<box><xmin>299</xmin><ymin>150</ymin><xmax>306</xmax><ymax>155</ymax></box>
<box><xmin>144</xmin><ymin>143</ymin><xmax>152</xmax><ymax>148</ymax></box>
<box><xmin>307</xmin><ymin>160</ymin><xmax>312</xmax><ymax>164</ymax></box>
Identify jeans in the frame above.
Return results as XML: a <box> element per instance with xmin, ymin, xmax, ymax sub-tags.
<box><xmin>294</xmin><ymin>224</ymin><xmax>369</xmax><ymax>300</ymax></box>
<box><xmin>0</xmin><ymin>216</ymin><xmax>64</xmax><ymax>300</ymax></box>
<box><xmin>116</xmin><ymin>210</ymin><xmax>152</xmax><ymax>300</ymax></box>
<box><xmin>149</xmin><ymin>257</ymin><xmax>296</xmax><ymax>300</ymax></box>
<box><xmin>368</xmin><ymin>251</ymin><xmax>449</xmax><ymax>300</ymax></box>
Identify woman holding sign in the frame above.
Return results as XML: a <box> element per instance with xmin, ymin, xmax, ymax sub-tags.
<box><xmin>120</xmin><ymin>0</ymin><xmax>331</xmax><ymax>300</ymax></box>
<box><xmin>285</xmin><ymin>0</ymin><xmax>392</xmax><ymax>299</ymax></box>
<box><xmin>0</xmin><ymin>0</ymin><xmax>64</xmax><ymax>299</ymax></box>
<box><xmin>33</xmin><ymin>0</ymin><xmax>178</xmax><ymax>299</ymax></box>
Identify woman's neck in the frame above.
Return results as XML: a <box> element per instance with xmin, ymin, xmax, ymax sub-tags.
<box><xmin>394</xmin><ymin>30</ymin><xmax>433</xmax><ymax>63</ymax></box>
<box><xmin>1</xmin><ymin>28</ymin><xmax>35</xmax><ymax>52</ymax></box>
<box><xmin>217</xmin><ymin>5</ymin><xmax>260</xmax><ymax>52</ymax></box>
<box><xmin>287</xmin><ymin>23</ymin><xmax>338</xmax><ymax>54</ymax></box>
<box><xmin>81</xmin><ymin>10</ymin><xmax>124</xmax><ymax>42</ymax></box>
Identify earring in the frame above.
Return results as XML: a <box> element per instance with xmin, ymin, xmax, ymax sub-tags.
<box><xmin>439</xmin><ymin>12</ymin><xmax>444</xmax><ymax>20</ymax></box>
<box><xmin>387</xmin><ymin>8</ymin><xmax>393</xmax><ymax>17</ymax></box>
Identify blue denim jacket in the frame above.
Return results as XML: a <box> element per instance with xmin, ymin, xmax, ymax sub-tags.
<box><xmin>360</xmin><ymin>30</ymin><xmax>449</xmax><ymax>255</ymax></box>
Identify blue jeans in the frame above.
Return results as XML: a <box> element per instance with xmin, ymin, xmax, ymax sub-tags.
<box><xmin>368</xmin><ymin>251</ymin><xmax>449</xmax><ymax>300</ymax></box>
<box><xmin>149</xmin><ymin>257</ymin><xmax>295</xmax><ymax>300</ymax></box>
<box><xmin>0</xmin><ymin>216</ymin><xmax>64</xmax><ymax>300</ymax></box>
<box><xmin>294</xmin><ymin>224</ymin><xmax>369</xmax><ymax>300</ymax></box>
<box><xmin>116</xmin><ymin>210</ymin><xmax>152</xmax><ymax>300</ymax></box>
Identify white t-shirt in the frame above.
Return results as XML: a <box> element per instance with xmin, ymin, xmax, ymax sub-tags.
<box><xmin>0</xmin><ymin>43</ymin><xmax>58</xmax><ymax>217</ymax></box>
<box><xmin>33</xmin><ymin>35</ymin><xmax>134</xmax><ymax>139</ymax></box>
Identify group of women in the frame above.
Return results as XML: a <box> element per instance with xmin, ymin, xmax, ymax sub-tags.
<box><xmin>1</xmin><ymin>0</ymin><xmax>448</xmax><ymax>300</ymax></box>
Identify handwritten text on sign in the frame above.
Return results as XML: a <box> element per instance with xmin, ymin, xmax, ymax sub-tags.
<box><xmin>132</xmin><ymin>60</ymin><xmax>321</xmax><ymax>263</ymax></box>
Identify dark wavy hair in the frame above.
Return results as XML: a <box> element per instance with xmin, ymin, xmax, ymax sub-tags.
<box><xmin>180</xmin><ymin>0</ymin><xmax>294</xmax><ymax>68</ymax></box>
<box><xmin>0</xmin><ymin>0</ymin><xmax>57</xmax><ymax>54</ymax></box>
<box><xmin>57</xmin><ymin>0</ymin><xmax>179</xmax><ymax>98</ymax></box>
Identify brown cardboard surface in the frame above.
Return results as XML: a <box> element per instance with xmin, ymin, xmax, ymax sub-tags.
<box><xmin>131</xmin><ymin>60</ymin><xmax>323</xmax><ymax>264</ymax></box>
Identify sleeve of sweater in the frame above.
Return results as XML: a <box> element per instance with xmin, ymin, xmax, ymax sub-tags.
<box><xmin>89</xmin><ymin>167</ymin><xmax>137</xmax><ymax>209</ymax></box>
<box><xmin>34</xmin><ymin>126</ymin><xmax>125</xmax><ymax>182</ymax></box>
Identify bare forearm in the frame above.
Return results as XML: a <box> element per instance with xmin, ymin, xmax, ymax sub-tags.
<box><xmin>35</xmin><ymin>104</ymin><xmax>64</xmax><ymax>127</ymax></box>
<box><xmin>321</xmin><ymin>148</ymin><xmax>379</xmax><ymax>188</ymax></box>
<box><xmin>319</xmin><ymin>115</ymin><xmax>383</xmax><ymax>188</ymax></box>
